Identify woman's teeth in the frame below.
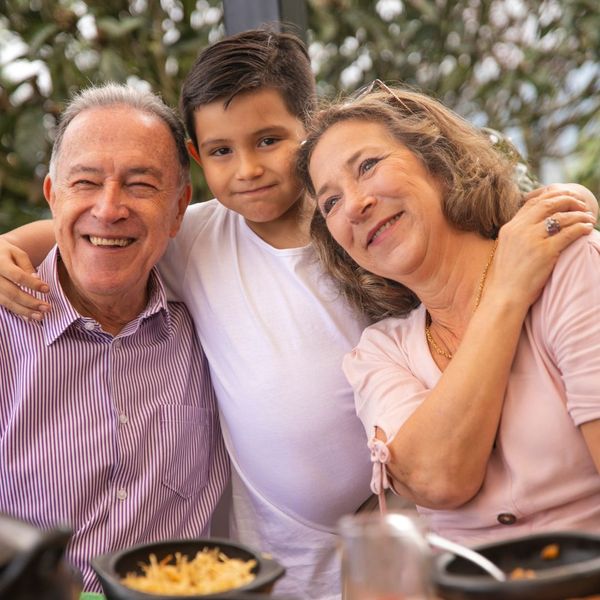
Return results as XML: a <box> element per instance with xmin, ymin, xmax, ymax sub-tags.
<box><xmin>370</xmin><ymin>213</ymin><xmax>402</xmax><ymax>243</ymax></box>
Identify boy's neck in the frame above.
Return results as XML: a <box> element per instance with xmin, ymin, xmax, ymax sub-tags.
<box><xmin>244</xmin><ymin>197</ymin><xmax>313</xmax><ymax>249</ymax></box>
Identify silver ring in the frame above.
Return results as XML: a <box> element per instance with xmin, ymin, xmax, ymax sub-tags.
<box><xmin>545</xmin><ymin>217</ymin><xmax>561</xmax><ymax>236</ymax></box>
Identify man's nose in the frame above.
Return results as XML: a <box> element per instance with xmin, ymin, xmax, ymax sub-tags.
<box><xmin>91</xmin><ymin>182</ymin><xmax>128</xmax><ymax>222</ymax></box>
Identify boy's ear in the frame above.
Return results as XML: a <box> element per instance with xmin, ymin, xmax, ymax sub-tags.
<box><xmin>186</xmin><ymin>140</ymin><xmax>202</xmax><ymax>167</ymax></box>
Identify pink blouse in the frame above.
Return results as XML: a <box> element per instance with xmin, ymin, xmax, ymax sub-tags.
<box><xmin>344</xmin><ymin>232</ymin><xmax>600</xmax><ymax>547</ymax></box>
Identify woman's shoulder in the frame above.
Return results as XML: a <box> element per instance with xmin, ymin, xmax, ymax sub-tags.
<box><xmin>353</xmin><ymin>307</ymin><xmax>425</xmax><ymax>358</ymax></box>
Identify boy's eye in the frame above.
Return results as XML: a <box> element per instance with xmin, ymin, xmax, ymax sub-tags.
<box><xmin>320</xmin><ymin>195</ymin><xmax>340</xmax><ymax>216</ymax></box>
<box><xmin>259</xmin><ymin>137</ymin><xmax>279</xmax><ymax>148</ymax></box>
<box><xmin>359</xmin><ymin>157</ymin><xmax>380</xmax><ymax>175</ymax></box>
<box><xmin>210</xmin><ymin>147</ymin><xmax>231</xmax><ymax>157</ymax></box>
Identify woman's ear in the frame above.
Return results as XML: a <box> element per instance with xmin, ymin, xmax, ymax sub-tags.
<box><xmin>186</xmin><ymin>140</ymin><xmax>202</xmax><ymax>166</ymax></box>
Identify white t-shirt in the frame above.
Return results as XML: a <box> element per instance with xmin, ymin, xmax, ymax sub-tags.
<box><xmin>160</xmin><ymin>200</ymin><xmax>373</xmax><ymax>599</ymax></box>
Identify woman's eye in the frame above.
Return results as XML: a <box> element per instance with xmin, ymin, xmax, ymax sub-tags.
<box><xmin>359</xmin><ymin>157</ymin><xmax>379</xmax><ymax>175</ymax></box>
<box><xmin>321</xmin><ymin>196</ymin><xmax>340</xmax><ymax>216</ymax></box>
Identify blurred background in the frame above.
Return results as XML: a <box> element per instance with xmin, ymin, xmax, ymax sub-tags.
<box><xmin>0</xmin><ymin>0</ymin><xmax>598</xmax><ymax>232</ymax></box>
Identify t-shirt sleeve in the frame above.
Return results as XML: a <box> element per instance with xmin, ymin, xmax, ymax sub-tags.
<box><xmin>541</xmin><ymin>231</ymin><xmax>600</xmax><ymax>426</ymax></box>
<box><xmin>343</xmin><ymin>319</ymin><xmax>429</xmax><ymax>442</ymax></box>
<box><xmin>158</xmin><ymin>203</ymin><xmax>208</xmax><ymax>302</ymax></box>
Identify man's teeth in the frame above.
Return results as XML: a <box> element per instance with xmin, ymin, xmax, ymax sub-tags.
<box><xmin>88</xmin><ymin>236</ymin><xmax>132</xmax><ymax>247</ymax></box>
<box><xmin>371</xmin><ymin>214</ymin><xmax>402</xmax><ymax>242</ymax></box>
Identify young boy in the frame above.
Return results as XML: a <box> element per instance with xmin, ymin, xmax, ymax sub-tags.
<box><xmin>158</xmin><ymin>29</ymin><xmax>374</xmax><ymax>598</ymax></box>
<box><xmin>0</xmin><ymin>28</ymin><xmax>597</xmax><ymax>600</ymax></box>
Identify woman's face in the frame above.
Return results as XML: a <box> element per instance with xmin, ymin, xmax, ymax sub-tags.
<box><xmin>309</xmin><ymin>119</ymin><xmax>448</xmax><ymax>284</ymax></box>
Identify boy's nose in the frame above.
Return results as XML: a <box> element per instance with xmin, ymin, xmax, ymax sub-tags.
<box><xmin>91</xmin><ymin>183</ymin><xmax>129</xmax><ymax>222</ymax></box>
<box><xmin>236</xmin><ymin>154</ymin><xmax>264</xmax><ymax>179</ymax></box>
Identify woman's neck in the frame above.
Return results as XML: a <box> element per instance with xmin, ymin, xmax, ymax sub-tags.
<box><xmin>417</xmin><ymin>235</ymin><xmax>497</xmax><ymax>336</ymax></box>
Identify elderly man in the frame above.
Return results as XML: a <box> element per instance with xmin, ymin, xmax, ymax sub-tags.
<box><xmin>0</xmin><ymin>84</ymin><xmax>229</xmax><ymax>592</ymax></box>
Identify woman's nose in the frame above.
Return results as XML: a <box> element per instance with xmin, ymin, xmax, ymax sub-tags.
<box><xmin>345</xmin><ymin>190</ymin><xmax>376</xmax><ymax>222</ymax></box>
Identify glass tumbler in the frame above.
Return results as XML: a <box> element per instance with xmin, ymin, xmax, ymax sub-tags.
<box><xmin>338</xmin><ymin>511</ymin><xmax>433</xmax><ymax>600</ymax></box>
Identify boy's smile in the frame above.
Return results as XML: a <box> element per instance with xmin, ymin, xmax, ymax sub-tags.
<box><xmin>192</xmin><ymin>87</ymin><xmax>307</xmax><ymax>245</ymax></box>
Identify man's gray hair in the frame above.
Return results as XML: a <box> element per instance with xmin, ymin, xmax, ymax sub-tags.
<box><xmin>48</xmin><ymin>82</ymin><xmax>190</xmax><ymax>185</ymax></box>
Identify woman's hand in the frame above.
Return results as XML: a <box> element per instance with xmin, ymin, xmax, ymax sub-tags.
<box><xmin>490</xmin><ymin>185</ymin><xmax>596</xmax><ymax>310</ymax></box>
<box><xmin>0</xmin><ymin>237</ymin><xmax>51</xmax><ymax>320</ymax></box>
<box><xmin>526</xmin><ymin>182</ymin><xmax>598</xmax><ymax>219</ymax></box>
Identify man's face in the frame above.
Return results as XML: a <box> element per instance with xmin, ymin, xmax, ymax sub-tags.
<box><xmin>44</xmin><ymin>106</ymin><xmax>190</xmax><ymax>308</ymax></box>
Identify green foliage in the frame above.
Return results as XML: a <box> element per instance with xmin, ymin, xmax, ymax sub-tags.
<box><xmin>0</xmin><ymin>0</ymin><xmax>599</xmax><ymax>232</ymax></box>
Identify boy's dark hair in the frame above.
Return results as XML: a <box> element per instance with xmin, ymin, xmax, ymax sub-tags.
<box><xmin>180</xmin><ymin>27</ymin><xmax>316</xmax><ymax>150</ymax></box>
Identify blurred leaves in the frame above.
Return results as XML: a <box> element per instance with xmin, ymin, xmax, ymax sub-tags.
<box><xmin>0</xmin><ymin>0</ymin><xmax>598</xmax><ymax>232</ymax></box>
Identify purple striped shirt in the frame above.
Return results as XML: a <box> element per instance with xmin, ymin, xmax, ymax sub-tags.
<box><xmin>0</xmin><ymin>247</ymin><xmax>229</xmax><ymax>593</ymax></box>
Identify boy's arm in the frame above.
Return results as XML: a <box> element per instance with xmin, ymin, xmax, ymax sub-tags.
<box><xmin>0</xmin><ymin>220</ymin><xmax>55</xmax><ymax>319</ymax></box>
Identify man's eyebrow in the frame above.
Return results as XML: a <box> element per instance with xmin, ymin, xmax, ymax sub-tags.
<box><xmin>126</xmin><ymin>166</ymin><xmax>163</xmax><ymax>181</ymax></box>
<box><xmin>65</xmin><ymin>165</ymin><xmax>164</xmax><ymax>181</ymax></box>
<box><xmin>65</xmin><ymin>165</ymin><xmax>103</xmax><ymax>177</ymax></box>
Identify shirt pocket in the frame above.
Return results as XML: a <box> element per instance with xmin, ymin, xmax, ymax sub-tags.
<box><xmin>159</xmin><ymin>404</ymin><xmax>213</xmax><ymax>498</ymax></box>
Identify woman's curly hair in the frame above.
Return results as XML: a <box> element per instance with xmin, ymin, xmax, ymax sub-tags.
<box><xmin>296</xmin><ymin>86</ymin><xmax>524</xmax><ymax>323</ymax></box>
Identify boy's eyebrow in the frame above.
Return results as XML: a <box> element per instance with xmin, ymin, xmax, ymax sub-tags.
<box><xmin>199</xmin><ymin>125</ymin><xmax>295</xmax><ymax>149</ymax></box>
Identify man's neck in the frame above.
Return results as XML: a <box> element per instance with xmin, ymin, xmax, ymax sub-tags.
<box><xmin>57</xmin><ymin>260</ymin><xmax>148</xmax><ymax>336</ymax></box>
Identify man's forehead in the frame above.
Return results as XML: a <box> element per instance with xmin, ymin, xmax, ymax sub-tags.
<box><xmin>57</xmin><ymin>106</ymin><xmax>179</xmax><ymax>173</ymax></box>
<box><xmin>65</xmin><ymin>105</ymin><xmax>168</xmax><ymax>137</ymax></box>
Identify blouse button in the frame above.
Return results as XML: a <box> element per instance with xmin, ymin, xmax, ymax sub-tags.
<box><xmin>497</xmin><ymin>512</ymin><xmax>517</xmax><ymax>525</ymax></box>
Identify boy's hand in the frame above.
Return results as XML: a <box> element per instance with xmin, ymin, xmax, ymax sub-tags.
<box><xmin>0</xmin><ymin>238</ymin><xmax>51</xmax><ymax>320</ymax></box>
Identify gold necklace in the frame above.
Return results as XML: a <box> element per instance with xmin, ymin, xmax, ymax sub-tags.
<box><xmin>425</xmin><ymin>239</ymin><xmax>498</xmax><ymax>360</ymax></box>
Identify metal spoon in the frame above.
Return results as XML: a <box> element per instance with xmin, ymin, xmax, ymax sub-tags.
<box><xmin>426</xmin><ymin>532</ymin><xmax>507</xmax><ymax>581</ymax></box>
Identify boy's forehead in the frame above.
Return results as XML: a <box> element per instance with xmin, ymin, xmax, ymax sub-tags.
<box><xmin>193</xmin><ymin>88</ymin><xmax>305</xmax><ymax>142</ymax></box>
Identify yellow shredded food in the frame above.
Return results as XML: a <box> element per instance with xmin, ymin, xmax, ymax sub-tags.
<box><xmin>121</xmin><ymin>547</ymin><xmax>257</xmax><ymax>595</ymax></box>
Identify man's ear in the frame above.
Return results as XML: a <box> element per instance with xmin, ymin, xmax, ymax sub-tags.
<box><xmin>186</xmin><ymin>140</ymin><xmax>202</xmax><ymax>166</ymax></box>
<box><xmin>169</xmin><ymin>182</ymin><xmax>192</xmax><ymax>238</ymax></box>
<box><xmin>43</xmin><ymin>175</ymin><xmax>55</xmax><ymax>213</ymax></box>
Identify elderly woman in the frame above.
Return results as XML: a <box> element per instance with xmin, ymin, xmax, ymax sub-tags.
<box><xmin>296</xmin><ymin>83</ymin><xmax>600</xmax><ymax>546</ymax></box>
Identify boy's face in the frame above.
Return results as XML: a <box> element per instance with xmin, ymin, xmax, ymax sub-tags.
<box><xmin>192</xmin><ymin>88</ymin><xmax>306</xmax><ymax>235</ymax></box>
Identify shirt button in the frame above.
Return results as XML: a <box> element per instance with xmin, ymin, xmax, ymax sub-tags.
<box><xmin>83</xmin><ymin>321</ymin><xmax>96</xmax><ymax>331</ymax></box>
<box><xmin>119</xmin><ymin>413</ymin><xmax>128</xmax><ymax>424</ymax></box>
<box><xmin>497</xmin><ymin>512</ymin><xmax>517</xmax><ymax>525</ymax></box>
<box><xmin>116</xmin><ymin>488</ymin><xmax>128</xmax><ymax>501</ymax></box>
<box><xmin>113</xmin><ymin>339</ymin><xmax>121</xmax><ymax>349</ymax></box>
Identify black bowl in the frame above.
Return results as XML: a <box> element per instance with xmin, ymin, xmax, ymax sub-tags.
<box><xmin>433</xmin><ymin>531</ymin><xmax>600</xmax><ymax>600</ymax></box>
<box><xmin>92</xmin><ymin>537</ymin><xmax>285</xmax><ymax>600</ymax></box>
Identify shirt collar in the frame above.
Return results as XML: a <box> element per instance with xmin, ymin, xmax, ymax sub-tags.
<box><xmin>37</xmin><ymin>246</ymin><xmax>172</xmax><ymax>346</ymax></box>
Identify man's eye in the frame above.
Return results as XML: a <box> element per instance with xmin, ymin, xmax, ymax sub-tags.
<box><xmin>321</xmin><ymin>196</ymin><xmax>340</xmax><ymax>216</ymax></box>
<box><xmin>73</xmin><ymin>180</ymin><xmax>98</xmax><ymax>188</ymax></box>
<box><xmin>127</xmin><ymin>182</ymin><xmax>158</xmax><ymax>195</ymax></box>
<box><xmin>359</xmin><ymin>157</ymin><xmax>379</xmax><ymax>175</ymax></box>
